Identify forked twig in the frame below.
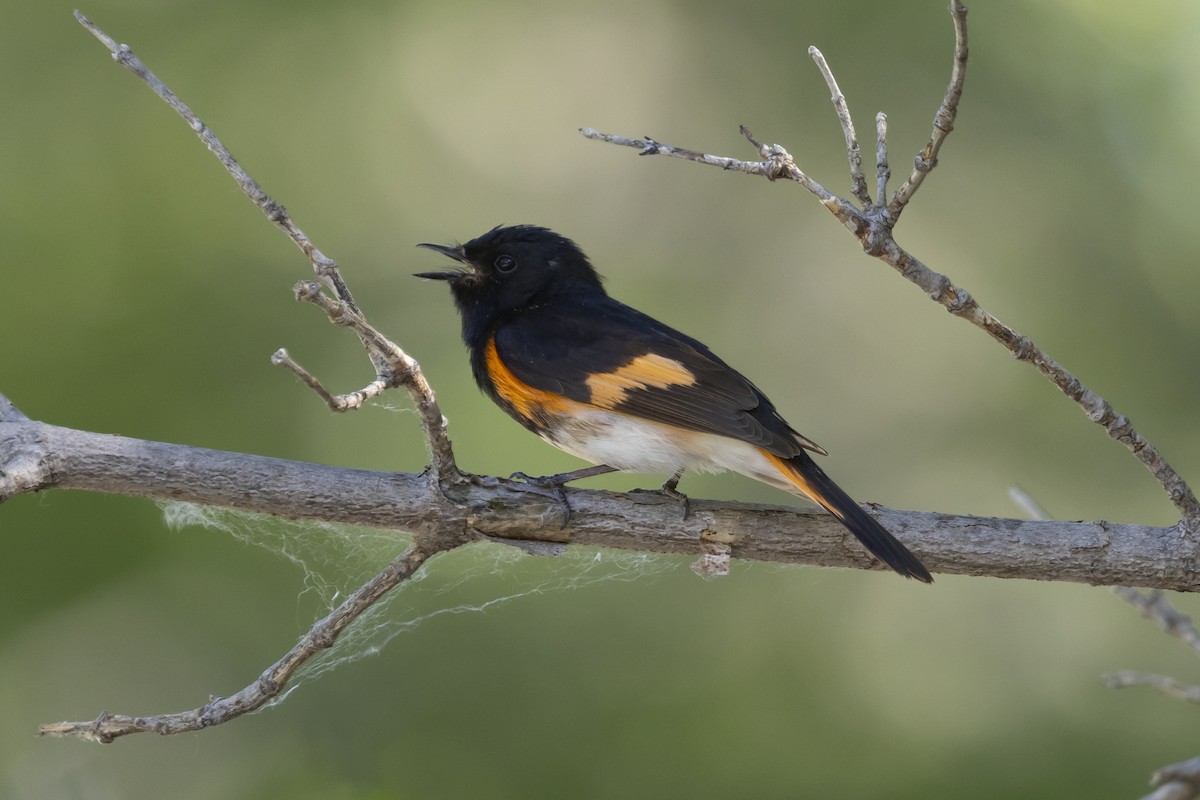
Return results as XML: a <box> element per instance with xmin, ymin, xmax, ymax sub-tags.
<box><xmin>52</xmin><ymin>11</ymin><xmax>473</xmax><ymax>742</ymax></box>
<box><xmin>1107</xmin><ymin>588</ymin><xmax>1200</xmax><ymax>701</ymax></box>
<box><xmin>1113</xmin><ymin>588</ymin><xmax>1200</xmax><ymax>655</ymax></box>
<box><xmin>39</xmin><ymin>544</ymin><xmax>437</xmax><ymax>741</ymax></box>
<box><xmin>1108</xmin><ymin>588</ymin><xmax>1200</xmax><ymax>799</ymax></box>
<box><xmin>72</xmin><ymin>10</ymin><xmax>458</xmax><ymax>480</ymax></box>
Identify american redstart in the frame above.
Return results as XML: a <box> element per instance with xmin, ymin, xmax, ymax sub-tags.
<box><xmin>416</xmin><ymin>225</ymin><xmax>932</xmax><ymax>582</ymax></box>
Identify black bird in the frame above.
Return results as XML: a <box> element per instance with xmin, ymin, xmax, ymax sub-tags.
<box><xmin>416</xmin><ymin>225</ymin><xmax>932</xmax><ymax>582</ymax></box>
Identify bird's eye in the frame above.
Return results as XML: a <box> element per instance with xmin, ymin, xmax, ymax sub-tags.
<box><xmin>495</xmin><ymin>254</ymin><xmax>517</xmax><ymax>273</ymax></box>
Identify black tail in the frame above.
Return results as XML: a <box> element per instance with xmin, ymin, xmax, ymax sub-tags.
<box><xmin>763</xmin><ymin>450</ymin><xmax>933</xmax><ymax>582</ymax></box>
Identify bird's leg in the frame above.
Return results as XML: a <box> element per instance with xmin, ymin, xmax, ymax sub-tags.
<box><xmin>506</xmin><ymin>464</ymin><xmax>620</xmax><ymax>528</ymax></box>
<box><xmin>509</xmin><ymin>464</ymin><xmax>620</xmax><ymax>487</ymax></box>
<box><xmin>627</xmin><ymin>468</ymin><xmax>690</xmax><ymax>519</ymax></box>
<box><xmin>658</xmin><ymin>468</ymin><xmax>690</xmax><ymax>519</ymax></box>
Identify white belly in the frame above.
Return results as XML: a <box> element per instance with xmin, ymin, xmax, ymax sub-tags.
<box><xmin>541</xmin><ymin>407</ymin><xmax>795</xmax><ymax>493</ymax></box>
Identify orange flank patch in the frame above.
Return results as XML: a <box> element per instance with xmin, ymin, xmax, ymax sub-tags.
<box><xmin>484</xmin><ymin>338</ymin><xmax>575</xmax><ymax>419</ymax></box>
<box><xmin>760</xmin><ymin>450</ymin><xmax>843</xmax><ymax>520</ymax></box>
<box><xmin>585</xmin><ymin>354</ymin><xmax>696</xmax><ymax>409</ymax></box>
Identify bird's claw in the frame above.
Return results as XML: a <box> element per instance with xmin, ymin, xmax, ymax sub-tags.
<box><xmin>657</xmin><ymin>483</ymin><xmax>691</xmax><ymax>520</ymax></box>
<box><xmin>505</xmin><ymin>471</ymin><xmax>572</xmax><ymax>528</ymax></box>
<box><xmin>627</xmin><ymin>470</ymin><xmax>690</xmax><ymax>520</ymax></box>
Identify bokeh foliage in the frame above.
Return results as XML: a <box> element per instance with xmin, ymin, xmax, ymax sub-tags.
<box><xmin>3</xmin><ymin>1</ymin><xmax>1200</xmax><ymax>797</ymax></box>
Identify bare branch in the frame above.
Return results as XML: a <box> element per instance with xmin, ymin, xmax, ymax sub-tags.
<box><xmin>1113</xmin><ymin>588</ymin><xmax>1200</xmax><ymax>656</ymax></box>
<box><xmin>1105</xmin><ymin>671</ymin><xmax>1200</xmax><ymax>704</ymax></box>
<box><xmin>72</xmin><ymin>12</ymin><xmax>341</xmax><ymax>304</ymax></box>
<box><xmin>580</xmin><ymin>1</ymin><xmax>1199</xmax><ymax>532</ymax></box>
<box><xmin>271</xmin><ymin>348</ymin><xmax>390</xmax><ymax>412</ymax></box>
<box><xmin>4</xmin><ymin>401</ymin><xmax>1199</xmax><ymax>591</ymax></box>
<box><xmin>1142</xmin><ymin>757</ymin><xmax>1200</xmax><ymax>800</ymax></box>
<box><xmin>284</xmin><ymin>280</ymin><xmax>458</xmax><ymax>476</ymax></box>
<box><xmin>807</xmin><ymin>46</ymin><xmax>871</xmax><ymax>206</ymax></box>
<box><xmin>73</xmin><ymin>11</ymin><xmax>458</xmax><ymax>481</ymax></box>
<box><xmin>580</xmin><ymin>128</ymin><xmax>773</xmax><ymax>176</ymax></box>
<box><xmin>1008</xmin><ymin>485</ymin><xmax>1050</xmax><ymax>521</ymax></box>
<box><xmin>888</xmin><ymin>0</ymin><xmax>969</xmax><ymax>217</ymax></box>
<box><xmin>875</xmin><ymin>112</ymin><xmax>890</xmax><ymax>205</ymax></box>
<box><xmin>38</xmin><ymin>543</ymin><xmax>437</xmax><ymax>742</ymax></box>
<box><xmin>1110</xmin><ymin>583</ymin><xmax>1200</xmax><ymax>798</ymax></box>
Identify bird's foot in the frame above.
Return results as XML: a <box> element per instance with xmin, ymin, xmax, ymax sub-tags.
<box><xmin>505</xmin><ymin>474</ymin><xmax>572</xmax><ymax>529</ymax></box>
<box><xmin>657</xmin><ymin>480</ymin><xmax>691</xmax><ymax>520</ymax></box>
<box><xmin>628</xmin><ymin>469</ymin><xmax>690</xmax><ymax>520</ymax></box>
<box><xmin>505</xmin><ymin>465</ymin><xmax>618</xmax><ymax>529</ymax></box>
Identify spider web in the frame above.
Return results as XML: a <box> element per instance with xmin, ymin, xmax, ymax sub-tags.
<box><xmin>158</xmin><ymin>501</ymin><xmax>679</xmax><ymax>702</ymax></box>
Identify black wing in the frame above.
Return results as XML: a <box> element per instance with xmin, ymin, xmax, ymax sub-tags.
<box><xmin>491</xmin><ymin>296</ymin><xmax>824</xmax><ymax>458</ymax></box>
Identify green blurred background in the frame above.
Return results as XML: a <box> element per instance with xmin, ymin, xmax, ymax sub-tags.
<box><xmin>4</xmin><ymin>0</ymin><xmax>1200</xmax><ymax>797</ymax></box>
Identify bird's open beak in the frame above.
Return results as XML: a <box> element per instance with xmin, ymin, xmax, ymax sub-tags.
<box><xmin>414</xmin><ymin>242</ymin><xmax>470</xmax><ymax>280</ymax></box>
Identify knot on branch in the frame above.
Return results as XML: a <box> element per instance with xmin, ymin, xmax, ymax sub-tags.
<box><xmin>1150</xmin><ymin>756</ymin><xmax>1200</xmax><ymax>796</ymax></box>
<box><xmin>293</xmin><ymin>279</ymin><xmax>322</xmax><ymax>303</ymax></box>
<box><xmin>312</xmin><ymin>252</ymin><xmax>338</xmax><ymax>276</ymax></box>
<box><xmin>292</xmin><ymin>280</ymin><xmax>354</xmax><ymax>326</ymax></box>
<box><xmin>1010</xmin><ymin>334</ymin><xmax>1035</xmax><ymax>361</ymax></box>
<box><xmin>860</xmin><ymin>223</ymin><xmax>892</xmax><ymax>257</ymax></box>
<box><xmin>112</xmin><ymin>44</ymin><xmax>135</xmax><ymax>68</ymax></box>
<box><xmin>1108</xmin><ymin>414</ymin><xmax>1134</xmax><ymax>445</ymax></box>
<box><xmin>1080</xmin><ymin>392</ymin><xmax>1111</xmax><ymax>424</ymax></box>
<box><xmin>638</xmin><ymin>137</ymin><xmax>661</xmax><ymax>156</ymax></box>
<box><xmin>758</xmin><ymin>143</ymin><xmax>793</xmax><ymax>181</ymax></box>
<box><xmin>913</xmin><ymin>147</ymin><xmax>937</xmax><ymax>174</ymax></box>
<box><xmin>932</xmin><ymin>112</ymin><xmax>956</xmax><ymax>137</ymax></box>
<box><xmin>262</xmin><ymin>199</ymin><xmax>288</xmax><ymax>224</ymax></box>
<box><xmin>944</xmin><ymin>286</ymin><xmax>974</xmax><ymax>315</ymax></box>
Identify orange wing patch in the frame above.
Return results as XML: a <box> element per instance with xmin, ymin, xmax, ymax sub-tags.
<box><xmin>585</xmin><ymin>354</ymin><xmax>696</xmax><ymax>409</ymax></box>
<box><xmin>485</xmin><ymin>338</ymin><xmax>574</xmax><ymax>419</ymax></box>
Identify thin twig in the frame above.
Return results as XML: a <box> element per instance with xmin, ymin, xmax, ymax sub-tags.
<box><xmin>1110</xmin><ymin>586</ymin><xmax>1200</xmax><ymax>798</ymax></box>
<box><xmin>6</xmin><ymin>399</ymin><xmax>1200</xmax><ymax>591</ymax></box>
<box><xmin>72</xmin><ymin>12</ymin><xmax>345</xmax><ymax>305</ymax></box>
<box><xmin>808</xmin><ymin>46</ymin><xmax>871</xmax><ymax>206</ymax></box>
<box><xmin>888</xmin><ymin>0</ymin><xmax>969</xmax><ymax>217</ymax></box>
<box><xmin>875</xmin><ymin>112</ymin><xmax>890</xmax><ymax>204</ymax></box>
<box><xmin>1104</xmin><ymin>671</ymin><xmax>1200</xmax><ymax>704</ymax></box>
<box><xmin>580</xmin><ymin>129</ymin><xmax>777</xmax><ymax>177</ymax></box>
<box><xmin>271</xmin><ymin>349</ymin><xmax>389</xmax><ymax>412</ymax></box>
<box><xmin>73</xmin><ymin>11</ymin><xmax>458</xmax><ymax>481</ymax></box>
<box><xmin>1113</xmin><ymin>588</ymin><xmax>1200</xmax><ymax>655</ymax></box>
<box><xmin>580</xmin><ymin>1</ymin><xmax>1200</xmax><ymax>532</ymax></box>
<box><xmin>38</xmin><ymin>543</ymin><xmax>438</xmax><ymax>742</ymax></box>
<box><xmin>1008</xmin><ymin>485</ymin><xmax>1050</xmax><ymax>521</ymax></box>
<box><xmin>1142</xmin><ymin>757</ymin><xmax>1200</xmax><ymax>800</ymax></box>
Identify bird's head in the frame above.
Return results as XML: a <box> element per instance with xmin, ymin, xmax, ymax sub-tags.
<box><xmin>416</xmin><ymin>225</ymin><xmax>605</xmax><ymax>324</ymax></box>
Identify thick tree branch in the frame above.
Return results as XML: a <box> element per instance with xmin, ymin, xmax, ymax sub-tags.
<box><xmin>3</xmin><ymin>398</ymin><xmax>1198</xmax><ymax>591</ymax></box>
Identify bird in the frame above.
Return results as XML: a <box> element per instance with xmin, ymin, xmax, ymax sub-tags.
<box><xmin>415</xmin><ymin>225</ymin><xmax>932</xmax><ymax>582</ymax></box>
